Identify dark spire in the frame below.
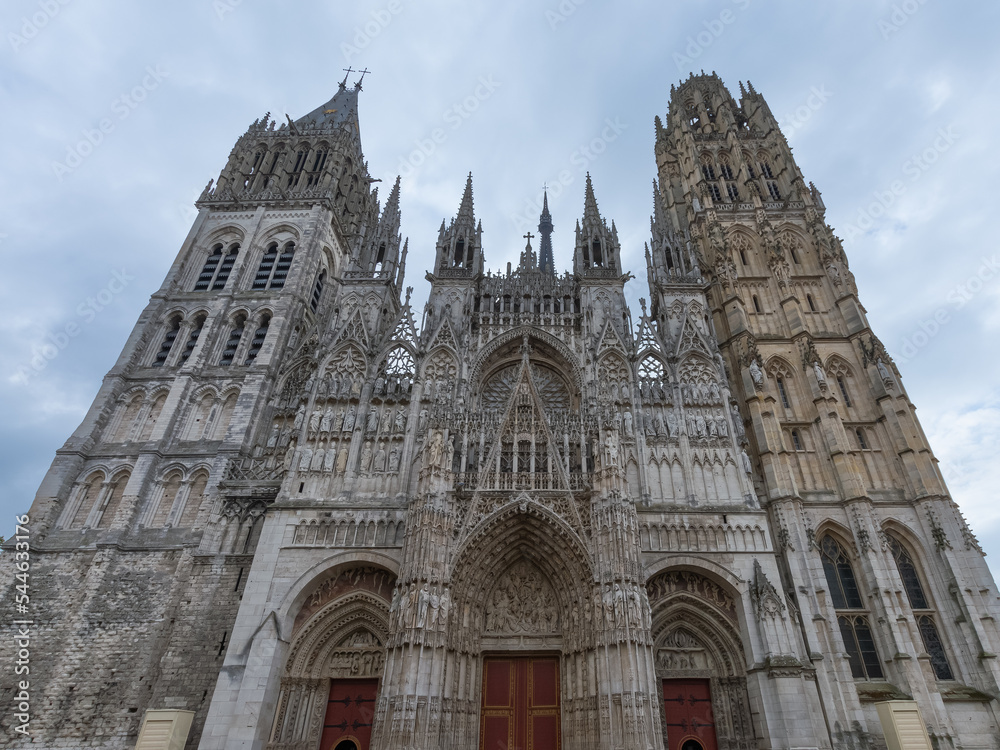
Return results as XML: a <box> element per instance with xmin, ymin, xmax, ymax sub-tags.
<box><xmin>538</xmin><ymin>189</ymin><xmax>554</xmax><ymax>274</ymax></box>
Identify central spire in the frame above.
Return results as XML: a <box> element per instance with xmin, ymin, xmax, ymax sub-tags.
<box><xmin>538</xmin><ymin>190</ymin><xmax>554</xmax><ymax>274</ymax></box>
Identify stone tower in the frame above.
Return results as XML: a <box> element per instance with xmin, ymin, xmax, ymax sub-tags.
<box><xmin>3</xmin><ymin>73</ymin><xmax>999</xmax><ymax>750</ymax></box>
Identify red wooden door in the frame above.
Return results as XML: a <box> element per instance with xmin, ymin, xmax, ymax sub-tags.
<box><xmin>481</xmin><ymin>656</ymin><xmax>560</xmax><ymax>750</ymax></box>
<box><xmin>320</xmin><ymin>678</ymin><xmax>379</xmax><ymax>750</ymax></box>
<box><xmin>663</xmin><ymin>678</ymin><xmax>718</xmax><ymax>750</ymax></box>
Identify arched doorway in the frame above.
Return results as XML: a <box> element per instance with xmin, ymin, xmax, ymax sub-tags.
<box><xmin>267</xmin><ymin>565</ymin><xmax>395</xmax><ymax>750</ymax></box>
<box><xmin>647</xmin><ymin>569</ymin><xmax>756</xmax><ymax>750</ymax></box>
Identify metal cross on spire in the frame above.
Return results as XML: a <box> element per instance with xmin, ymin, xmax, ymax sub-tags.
<box><xmin>356</xmin><ymin>68</ymin><xmax>371</xmax><ymax>88</ymax></box>
<box><xmin>523</xmin><ymin>232</ymin><xmax>535</xmax><ymax>245</ymax></box>
<box><xmin>340</xmin><ymin>67</ymin><xmax>355</xmax><ymax>88</ymax></box>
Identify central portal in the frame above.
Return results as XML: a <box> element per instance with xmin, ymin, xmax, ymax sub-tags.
<box><xmin>480</xmin><ymin>656</ymin><xmax>561</xmax><ymax>750</ymax></box>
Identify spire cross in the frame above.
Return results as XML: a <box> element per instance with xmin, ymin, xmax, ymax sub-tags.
<box><xmin>523</xmin><ymin>232</ymin><xmax>535</xmax><ymax>244</ymax></box>
<box><xmin>356</xmin><ymin>68</ymin><xmax>371</xmax><ymax>87</ymax></box>
<box><xmin>340</xmin><ymin>67</ymin><xmax>355</xmax><ymax>88</ymax></box>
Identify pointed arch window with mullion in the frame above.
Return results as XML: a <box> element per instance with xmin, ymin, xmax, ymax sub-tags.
<box><xmin>820</xmin><ymin>535</ymin><xmax>884</xmax><ymax>680</ymax></box>
<box><xmin>887</xmin><ymin>535</ymin><xmax>954</xmax><ymax>680</ymax></box>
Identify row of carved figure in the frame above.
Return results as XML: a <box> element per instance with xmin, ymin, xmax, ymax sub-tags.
<box><xmin>284</xmin><ymin>438</ymin><xmax>405</xmax><ymax>475</ymax></box>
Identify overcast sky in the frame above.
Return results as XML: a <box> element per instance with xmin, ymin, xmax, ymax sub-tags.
<box><xmin>2</xmin><ymin>1</ymin><xmax>999</xmax><ymax>576</ymax></box>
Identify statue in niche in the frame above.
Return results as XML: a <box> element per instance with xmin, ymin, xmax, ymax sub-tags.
<box><xmin>266</xmin><ymin>424</ymin><xmax>280</xmax><ymax>449</ymax></box>
<box><xmin>282</xmin><ymin>439</ymin><xmax>297</xmax><ymax>471</ymax></box>
<box><xmin>667</xmin><ymin>410</ymin><xmax>678</xmax><ymax>437</ymax></box>
<box><xmin>813</xmin><ymin>361</ymin><xmax>827</xmax><ymax>388</ymax></box>
<box><xmin>416</xmin><ymin>583</ymin><xmax>431</xmax><ymax>628</ymax></box>
<box><xmin>293</xmin><ymin>404</ymin><xmax>306</xmax><ymax>431</ymax></box>
<box><xmin>336</xmin><ymin>446</ymin><xmax>349</xmax><ymax>474</ymax></box>
<box><xmin>717</xmin><ymin>415</ymin><xmax>729</xmax><ymax>437</ymax></box>
<box><xmin>644</xmin><ymin>409</ymin><xmax>655</xmax><ymax>436</ymax></box>
<box><xmin>374</xmin><ymin>443</ymin><xmax>387</xmax><ymax>472</ymax></box>
<box><xmin>427</xmin><ymin>430</ymin><xmax>444</xmax><ymax>468</ymax></box>
<box><xmin>624</xmin><ymin>411</ymin><xmax>634</xmax><ymax>437</ymax></box>
<box><xmin>438</xmin><ymin>588</ymin><xmax>451</xmax><ymax>630</ymax></box>
<box><xmin>343</xmin><ymin>405</ymin><xmax>356</xmax><ymax>432</ymax></box>
<box><xmin>394</xmin><ymin>408</ymin><xmax>407</xmax><ymax>433</ymax></box>
<box><xmin>374</xmin><ymin>376</ymin><xmax>386</xmax><ymax>396</ymax></box>
<box><xmin>709</xmin><ymin>381</ymin><xmax>721</xmax><ymax>402</ymax></box>
<box><xmin>741</xmin><ymin>449</ymin><xmax>753</xmax><ymax>475</ymax></box>
<box><xmin>388</xmin><ymin>445</ymin><xmax>400</xmax><ymax>472</ymax></box>
<box><xmin>655</xmin><ymin>411</ymin><xmax>667</xmax><ymax>437</ymax></box>
<box><xmin>749</xmin><ymin>359</ymin><xmax>764</xmax><ymax>390</ymax></box>
<box><xmin>335</xmin><ymin>408</ymin><xmax>345</xmax><ymax>432</ymax></box>
<box><xmin>366</xmin><ymin>406</ymin><xmax>379</xmax><ymax>434</ymax></box>
<box><xmin>298</xmin><ymin>446</ymin><xmax>313</xmax><ymax>472</ymax></box>
<box><xmin>323</xmin><ymin>446</ymin><xmax>336</xmax><ymax>472</ymax></box>
<box><xmin>308</xmin><ymin>409</ymin><xmax>321</xmax><ymax>438</ymax></box>
<box><xmin>310</xmin><ymin>446</ymin><xmax>324</xmax><ymax>472</ymax></box>
<box><xmin>360</xmin><ymin>441</ymin><xmax>373</xmax><ymax>472</ymax></box>
<box><xmin>320</xmin><ymin>406</ymin><xmax>333</xmax><ymax>435</ymax></box>
<box><xmin>418</xmin><ymin>408</ymin><xmax>428</xmax><ymax>432</ymax></box>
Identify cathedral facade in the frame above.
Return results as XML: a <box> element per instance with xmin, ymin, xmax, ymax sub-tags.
<box><xmin>4</xmin><ymin>73</ymin><xmax>1000</xmax><ymax>750</ymax></box>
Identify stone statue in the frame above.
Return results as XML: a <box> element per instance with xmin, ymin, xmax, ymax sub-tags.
<box><xmin>427</xmin><ymin>430</ymin><xmax>444</xmax><ymax>468</ymax></box>
<box><xmin>366</xmin><ymin>406</ymin><xmax>379</xmax><ymax>434</ymax></box>
<box><xmin>266</xmin><ymin>424</ymin><xmax>280</xmax><ymax>449</ymax></box>
<box><xmin>388</xmin><ymin>445</ymin><xmax>400</xmax><ymax>472</ymax></box>
<box><xmin>308</xmin><ymin>409</ymin><xmax>321</xmax><ymax>437</ymax></box>
<box><xmin>813</xmin><ymin>361</ymin><xmax>826</xmax><ymax>387</ymax></box>
<box><xmin>298</xmin><ymin>446</ymin><xmax>313</xmax><ymax>472</ymax></box>
<box><xmin>418</xmin><ymin>408</ymin><xmax>428</xmax><ymax>432</ymax></box>
<box><xmin>336</xmin><ymin>446</ymin><xmax>349</xmax><ymax>474</ymax></box>
<box><xmin>343</xmin><ymin>406</ymin><xmax>356</xmax><ymax>432</ymax></box>
<box><xmin>749</xmin><ymin>359</ymin><xmax>764</xmax><ymax>389</ymax></box>
<box><xmin>374</xmin><ymin>376</ymin><xmax>386</xmax><ymax>396</ymax></box>
<box><xmin>293</xmin><ymin>404</ymin><xmax>306</xmax><ymax>431</ymax></box>
<box><xmin>360</xmin><ymin>441</ymin><xmax>373</xmax><ymax>472</ymax></box>
<box><xmin>666</xmin><ymin>410</ymin><xmax>678</xmax><ymax>438</ymax></box>
<box><xmin>623</xmin><ymin>411</ymin><xmax>633</xmax><ymax>437</ymax></box>
<box><xmin>374</xmin><ymin>443</ymin><xmax>387</xmax><ymax>472</ymax></box>
<box><xmin>394</xmin><ymin>408</ymin><xmax>406</xmax><ymax>433</ymax></box>
<box><xmin>322</xmin><ymin>446</ymin><xmax>336</xmax><ymax>472</ymax></box>
<box><xmin>741</xmin><ymin>449</ymin><xmax>753</xmax><ymax>475</ymax></box>
<box><xmin>320</xmin><ymin>406</ymin><xmax>333</xmax><ymax>435</ymax></box>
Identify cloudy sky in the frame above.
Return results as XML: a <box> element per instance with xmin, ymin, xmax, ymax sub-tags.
<box><xmin>2</xmin><ymin>1</ymin><xmax>999</xmax><ymax>574</ymax></box>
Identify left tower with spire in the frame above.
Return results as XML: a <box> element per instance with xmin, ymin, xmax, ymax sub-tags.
<box><xmin>3</xmin><ymin>77</ymin><xmax>411</xmax><ymax>749</ymax></box>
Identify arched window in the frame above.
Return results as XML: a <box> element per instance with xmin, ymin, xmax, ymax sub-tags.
<box><xmin>790</xmin><ymin>246</ymin><xmax>800</xmax><ymax>265</ymax></box>
<box><xmin>151</xmin><ymin>472</ymin><xmax>182</xmax><ymax>527</ymax></box>
<box><xmin>791</xmin><ymin>429</ymin><xmax>803</xmax><ymax>451</ymax></box>
<box><xmin>194</xmin><ymin>244</ymin><xmax>223</xmax><ymax>291</ymax></box>
<box><xmin>767</xmin><ymin>182</ymin><xmax>782</xmax><ymax>201</ymax></box>
<box><xmin>701</xmin><ymin>163</ymin><xmax>717</xmax><ymax>181</ymax></box>
<box><xmin>271</xmin><ymin>241</ymin><xmax>295</xmax><ymax>288</ymax></box>
<box><xmin>212</xmin><ymin>244</ymin><xmax>238</xmax><ymax>289</ymax></box>
<box><xmin>305</xmin><ymin>147</ymin><xmax>329</xmax><ymax>186</ymax></box>
<box><xmin>180</xmin><ymin>314</ymin><xmax>206</xmax><ymax>363</ymax></box>
<box><xmin>194</xmin><ymin>243</ymin><xmax>239</xmax><ymax>291</ymax></box>
<box><xmin>67</xmin><ymin>471</ymin><xmax>105</xmax><ymax>529</ymax></box>
<box><xmin>220</xmin><ymin>315</ymin><xmax>246</xmax><ymax>366</ymax></box>
<box><xmin>855</xmin><ymin>427</ymin><xmax>868</xmax><ymax>450</ymax></box>
<box><xmin>776</xmin><ymin>376</ymin><xmax>790</xmax><ymax>409</ymax></box>
<box><xmin>244</xmin><ymin>315</ymin><xmax>270</xmax><ymax>365</ymax></box>
<box><xmin>807</xmin><ymin>293</ymin><xmax>816</xmax><ymax>311</ymax></box>
<box><xmin>153</xmin><ymin>315</ymin><xmax>182</xmax><ymax>367</ymax></box>
<box><xmin>95</xmin><ymin>473</ymin><xmax>129</xmax><ymax>529</ymax></box>
<box><xmin>253</xmin><ymin>242</ymin><xmax>295</xmax><ymax>290</ymax></box>
<box><xmin>454</xmin><ymin>238</ymin><xmax>465</xmax><ymax>267</ymax></box>
<box><xmin>311</xmin><ymin>270</ymin><xmax>327</xmax><ymax>312</ymax></box>
<box><xmin>253</xmin><ymin>243</ymin><xmax>277</xmax><ymax>289</ymax></box>
<box><xmin>752</xmin><ymin>295</ymin><xmax>761</xmax><ymax>313</ymax></box>
<box><xmin>837</xmin><ymin>375</ymin><xmax>852</xmax><ymax>407</ymax></box>
<box><xmin>591</xmin><ymin>239</ymin><xmax>603</xmax><ymax>267</ymax></box>
<box><xmin>820</xmin><ymin>535</ymin><xmax>884</xmax><ymax>680</ymax></box>
<box><xmin>887</xmin><ymin>536</ymin><xmax>954</xmax><ymax>680</ymax></box>
<box><xmin>287</xmin><ymin>148</ymin><xmax>307</xmax><ymax>187</ymax></box>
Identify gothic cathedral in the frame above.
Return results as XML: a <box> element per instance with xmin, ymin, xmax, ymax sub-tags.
<box><xmin>6</xmin><ymin>73</ymin><xmax>1000</xmax><ymax>750</ymax></box>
